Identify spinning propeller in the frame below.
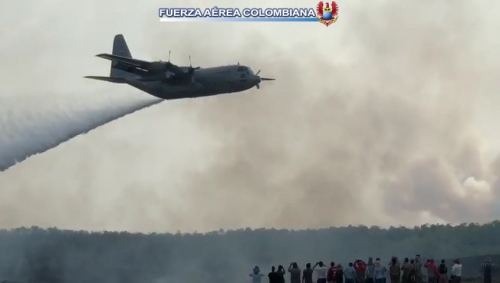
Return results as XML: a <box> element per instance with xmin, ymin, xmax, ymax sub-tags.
<box><xmin>188</xmin><ymin>55</ymin><xmax>201</xmax><ymax>74</ymax></box>
<box><xmin>150</xmin><ymin>50</ymin><xmax>174</xmax><ymax>73</ymax></box>
<box><xmin>254</xmin><ymin>69</ymin><xmax>275</xmax><ymax>89</ymax></box>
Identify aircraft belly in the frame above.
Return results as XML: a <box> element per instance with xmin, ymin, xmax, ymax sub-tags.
<box><xmin>160</xmin><ymin>82</ymin><xmax>206</xmax><ymax>98</ymax></box>
<box><xmin>200</xmin><ymin>74</ymin><xmax>236</xmax><ymax>94</ymax></box>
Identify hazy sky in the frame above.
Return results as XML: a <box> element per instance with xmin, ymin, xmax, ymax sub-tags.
<box><xmin>1</xmin><ymin>0</ymin><xmax>499</xmax><ymax>233</ymax></box>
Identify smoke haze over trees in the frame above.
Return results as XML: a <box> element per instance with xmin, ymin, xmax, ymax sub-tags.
<box><xmin>1</xmin><ymin>223</ymin><xmax>499</xmax><ymax>283</ymax></box>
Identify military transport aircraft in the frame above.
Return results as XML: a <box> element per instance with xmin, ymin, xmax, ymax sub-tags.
<box><xmin>85</xmin><ymin>34</ymin><xmax>275</xmax><ymax>100</ymax></box>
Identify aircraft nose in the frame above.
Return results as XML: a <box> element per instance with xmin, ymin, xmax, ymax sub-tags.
<box><xmin>254</xmin><ymin>75</ymin><xmax>262</xmax><ymax>89</ymax></box>
<box><xmin>255</xmin><ymin>75</ymin><xmax>261</xmax><ymax>84</ymax></box>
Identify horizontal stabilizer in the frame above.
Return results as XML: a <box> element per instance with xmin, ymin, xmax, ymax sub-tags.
<box><xmin>84</xmin><ymin>76</ymin><xmax>128</xmax><ymax>83</ymax></box>
<box><xmin>96</xmin><ymin>53</ymin><xmax>151</xmax><ymax>70</ymax></box>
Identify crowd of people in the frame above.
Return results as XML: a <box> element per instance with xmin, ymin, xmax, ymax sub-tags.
<box><xmin>249</xmin><ymin>256</ymin><xmax>496</xmax><ymax>283</ymax></box>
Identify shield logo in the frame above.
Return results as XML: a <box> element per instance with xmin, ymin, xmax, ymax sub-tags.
<box><xmin>316</xmin><ymin>1</ymin><xmax>339</xmax><ymax>27</ymax></box>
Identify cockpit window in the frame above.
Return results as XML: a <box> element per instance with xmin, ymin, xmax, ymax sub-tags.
<box><xmin>237</xmin><ymin>67</ymin><xmax>245</xmax><ymax>72</ymax></box>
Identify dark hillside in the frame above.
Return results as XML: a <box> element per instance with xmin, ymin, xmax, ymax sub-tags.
<box><xmin>1</xmin><ymin>222</ymin><xmax>500</xmax><ymax>282</ymax></box>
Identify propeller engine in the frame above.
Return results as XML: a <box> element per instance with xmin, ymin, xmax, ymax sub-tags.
<box><xmin>254</xmin><ymin>69</ymin><xmax>275</xmax><ymax>89</ymax></box>
<box><xmin>142</xmin><ymin>50</ymin><xmax>176</xmax><ymax>77</ymax></box>
<box><xmin>137</xmin><ymin>51</ymin><xmax>187</xmax><ymax>82</ymax></box>
<box><xmin>187</xmin><ymin>55</ymin><xmax>200</xmax><ymax>75</ymax></box>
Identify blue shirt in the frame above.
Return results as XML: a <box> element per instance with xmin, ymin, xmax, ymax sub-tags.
<box><xmin>344</xmin><ymin>266</ymin><xmax>356</xmax><ymax>279</ymax></box>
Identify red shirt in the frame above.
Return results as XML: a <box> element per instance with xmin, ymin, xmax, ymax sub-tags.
<box><xmin>424</xmin><ymin>262</ymin><xmax>440</xmax><ymax>277</ymax></box>
<box><xmin>354</xmin><ymin>261</ymin><xmax>367</xmax><ymax>272</ymax></box>
<box><xmin>327</xmin><ymin>267</ymin><xmax>337</xmax><ymax>281</ymax></box>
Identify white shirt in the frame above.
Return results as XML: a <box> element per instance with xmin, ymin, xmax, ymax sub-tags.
<box><xmin>316</xmin><ymin>266</ymin><xmax>328</xmax><ymax>279</ymax></box>
<box><xmin>451</xmin><ymin>264</ymin><xmax>462</xmax><ymax>276</ymax></box>
<box><xmin>249</xmin><ymin>273</ymin><xmax>264</xmax><ymax>283</ymax></box>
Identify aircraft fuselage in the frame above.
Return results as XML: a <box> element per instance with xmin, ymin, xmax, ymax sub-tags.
<box><xmin>128</xmin><ymin>65</ymin><xmax>261</xmax><ymax>100</ymax></box>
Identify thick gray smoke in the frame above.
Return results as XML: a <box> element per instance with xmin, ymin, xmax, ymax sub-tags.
<box><xmin>0</xmin><ymin>0</ymin><xmax>500</xmax><ymax>233</ymax></box>
<box><xmin>154</xmin><ymin>0</ymin><xmax>500</xmax><ymax>230</ymax></box>
<box><xmin>0</xmin><ymin>95</ymin><xmax>162</xmax><ymax>172</ymax></box>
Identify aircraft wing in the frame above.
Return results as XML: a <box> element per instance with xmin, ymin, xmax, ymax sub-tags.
<box><xmin>96</xmin><ymin>53</ymin><xmax>153</xmax><ymax>71</ymax></box>
<box><xmin>94</xmin><ymin>53</ymin><xmax>195</xmax><ymax>82</ymax></box>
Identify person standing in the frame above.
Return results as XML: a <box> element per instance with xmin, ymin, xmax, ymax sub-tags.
<box><xmin>276</xmin><ymin>265</ymin><xmax>286</xmax><ymax>283</ymax></box>
<box><xmin>414</xmin><ymin>256</ymin><xmax>423</xmax><ymax>283</ymax></box>
<box><xmin>354</xmin><ymin>259</ymin><xmax>367</xmax><ymax>283</ymax></box>
<box><xmin>328</xmin><ymin>262</ymin><xmax>338</xmax><ymax>283</ymax></box>
<box><xmin>336</xmin><ymin>264</ymin><xmax>344</xmax><ymax>283</ymax></box>
<box><xmin>303</xmin><ymin>263</ymin><xmax>314</xmax><ymax>283</ymax></box>
<box><xmin>367</xmin><ymin>258</ymin><xmax>375</xmax><ymax>283</ymax></box>
<box><xmin>345</xmin><ymin>262</ymin><xmax>357</xmax><ymax>283</ymax></box>
<box><xmin>269</xmin><ymin>266</ymin><xmax>278</xmax><ymax>283</ymax></box>
<box><xmin>481</xmin><ymin>257</ymin><xmax>494</xmax><ymax>283</ymax></box>
<box><xmin>389</xmin><ymin>257</ymin><xmax>401</xmax><ymax>283</ymax></box>
<box><xmin>401</xmin><ymin>258</ymin><xmax>410</xmax><ymax>283</ymax></box>
<box><xmin>450</xmin><ymin>259</ymin><xmax>461</xmax><ymax>283</ymax></box>
<box><xmin>437</xmin><ymin>260</ymin><xmax>448</xmax><ymax>283</ymax></box>
<box><xmin>374</xmin><ymin>259</ymin><xmax>387</xmax><ymax>283</ymax></box>
<box><xmin>424</xmin><ymin>259</ymin><xmax>439</xmax><ymax>283</ymax></box>
<box><xmin>407</xmin><ymin>259</ymin><xmax>416</xmax><ymax>283</ymax></box>
<box><xmin>289</xmin><ymin>262</ymin><xmax>301</xmax><ymax>283</ymax></box>
<box><xmin>250</xmin><ymin>266</ymin><xmax>265</xmax><ymax>283</ymax></box>
<box><xmin>314</xmin><ymin>261</ymin><xmax>328</xmax><ymax>283</ymax></box>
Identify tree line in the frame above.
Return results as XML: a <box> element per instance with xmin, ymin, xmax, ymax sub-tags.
<box><xmin>0</xmin><ymin>221</ymin><xmax>499</xmax><ymax>283</ymax></box>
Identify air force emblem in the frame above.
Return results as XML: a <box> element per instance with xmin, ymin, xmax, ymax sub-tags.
<box><xmin>316</xmin><ymin>1</ymin><xmax>339</xmax><ymax>27</ymax></box>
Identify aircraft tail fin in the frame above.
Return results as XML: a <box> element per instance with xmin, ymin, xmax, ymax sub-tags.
<box><xmin>112</xmin><ymin>34</ymin><xmax>131</xmax><ymax>58</ymax></box>
<box><xmin>110</xmin><ymin>34</ymin><xmax>137</xmax><ymax>79</ymax></box>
